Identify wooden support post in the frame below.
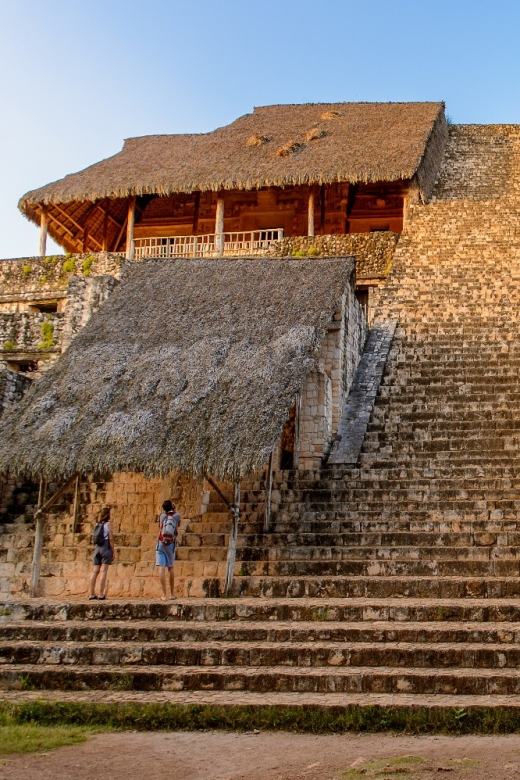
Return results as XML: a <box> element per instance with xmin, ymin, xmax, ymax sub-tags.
<box><xmin>224</xmin><ymin>482</ymin><xmax>240</xmax><ymax>595</ymax></box>
<box><xmin>126</xmin><ymin>197</ymin><xmax>136</xmax><ymax>260</ymax></box>
<box><xmin>192</xmin><ymin>191</ymin><xmax>200</xmax><ymax>235</ymax></box>
<box><xmin>72</xmin><ymin>475</ymin><xmax>80</xmax><ymax>536</ymax></box>
<box><xmin>293</xmin><ymin>393</ymin><xmax>302</xmax><ymax>470</ymax></box>
<box><xmin>30</xmin><ymin>473</ymin><xmax>78</xmax><ymax>597</ymax></box>
<box><xmin>30</xmin><ymin>478</ymin><xmax>46</xmax><ymax>598</ymax></box>
<box><xmin>215</xmin><ymin>196</ymin><xmax>225</xmax><ymax>256</ymax></box>
<box><xmin>264</xmin><ymin>452</ymin><xmax>274</xmax><ymax>533</ymax></box>
<box><xmin>320</xmin><ymin>184</ymin><xmax>326</xmax><ymax>232</ymax></box>
<box><xmin>39</xmin><ymin>208</ymin><xmax>48</xmax><ymax>257</ymax></box>
<box><xmin>307</xmin><ymin>189</ymin><xmax>315</xmax><ymax>237</ymax></box>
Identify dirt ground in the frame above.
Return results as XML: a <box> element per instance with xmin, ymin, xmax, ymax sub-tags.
<box><xmin>2</xmin><ymin>731</ymin><xmax>520</xmax><ymax>780</ymax></box>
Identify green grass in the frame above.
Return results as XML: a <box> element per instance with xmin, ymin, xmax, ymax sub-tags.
<box><xmin>0</xmin><ymin>723</ymin><xmax>92</xmax><ymax>755</ymax></box>
<box><xmin>2</xmin><ymin>700</ymin><xmax>520</xmax><ymax>734</ymax></box>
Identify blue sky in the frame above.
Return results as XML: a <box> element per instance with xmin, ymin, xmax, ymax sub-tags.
<box><xmin>1</xmin><ymin>0</ymin><xmax>520</xmax><ymax>258</ymax></box>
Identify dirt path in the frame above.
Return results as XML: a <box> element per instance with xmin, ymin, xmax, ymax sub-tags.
<box><xmin>2</xmin><ymin>731</ymin><xmax>520</xmax><ymax>780</ymax></box>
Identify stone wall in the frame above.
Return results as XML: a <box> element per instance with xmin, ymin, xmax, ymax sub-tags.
<box><xmin>265</xmin><ymin>233</ymin><xmax>398</xmax><ymax>281</ymax></box>
<box><xmin>0</xmin><ymin>252</ymin><xmax>124</xmax><ymax>309</ymax></box>
<box><xmin>3</xmin><ymin>471</ymin><xmax>208</xmax><ymax>599</ymax></box>
<box><xmin>0</xmin><ymin>255</ymin><xmax>122</xmax><ymax>377</ymax></box>
<box><xmin>298</xmin><ymin>280</ymin><xmax>367</xmax><ymax>470</ymax></box>
<box><xmin>0</xmin><ymin>368</ymin><xmax>33</xmax><ymax>419</ymax></box>
<box><xmin>61</xmin><ymin>275</ymin><xmax>119</xmax><ymax>350</ymax></box>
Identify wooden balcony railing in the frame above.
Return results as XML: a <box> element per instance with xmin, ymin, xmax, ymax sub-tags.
<box><xmin>133</xmin><ymin>229</ymin><xmax>284</xmax><ymax>259</ymax></box>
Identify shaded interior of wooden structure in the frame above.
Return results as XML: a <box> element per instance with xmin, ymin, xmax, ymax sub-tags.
<box><xmin>30</xmin><ymin>181</ymin><xmax>407</xmax><ymax>254</ymax></box>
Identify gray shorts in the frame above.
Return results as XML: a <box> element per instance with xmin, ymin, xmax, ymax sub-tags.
<box><xmin>156</xmin><ymin>541</ymin><xmax>175</xmax><ymax>568</ymax></box>
<box><xmin>93</xmin><ymin>544</ymin><xmax>113</xmax><ymax>566</ymax></box>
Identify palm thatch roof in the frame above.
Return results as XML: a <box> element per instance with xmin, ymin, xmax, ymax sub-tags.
<box><xmin>19</xmin><ymin>102</ymin><xmax>447</xmax><ymax>252</ymax></box>
<box><xmin>0</xmin><ymin>257</ymin><xmax>355</xmax><ymax>482</ymax></box>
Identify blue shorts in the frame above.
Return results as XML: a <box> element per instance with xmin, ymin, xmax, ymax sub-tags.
<box><xmin>156</xmin><ymin>541</ymin><xmax>175</xmax><ymax>568</ymax></box>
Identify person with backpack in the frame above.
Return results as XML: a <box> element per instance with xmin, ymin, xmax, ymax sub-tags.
<box><xmin>89</xmin><ymin>506</ymin><xmax>115</xmax><ymax>600</ymax></box>
<box><xmin>156</xmin><ymin>499</ymin><xmax>180</xmax><ymax>600</ymax></box>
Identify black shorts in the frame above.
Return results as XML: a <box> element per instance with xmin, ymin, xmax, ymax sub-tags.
<box><xmin>93</xmin><ymin>545</ymin><xmax>113</xmax><ymax>565</ymax></box>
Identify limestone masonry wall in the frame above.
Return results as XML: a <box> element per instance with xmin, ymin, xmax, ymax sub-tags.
<box><xmin>265</xmin><ymin>232</ymin><xmax>398</xmax><ymax>281</ymax></box>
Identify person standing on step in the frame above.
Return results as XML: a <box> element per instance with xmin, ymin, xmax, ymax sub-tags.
<box><xmin>89</xmin><ymin>506</ymin><xmax>115</xmax><ymax>600</ymax></box>
<box><xmin>156</xmin><ymin>500</ymin><xmax>181</xmax><ymax>600</ymax></box>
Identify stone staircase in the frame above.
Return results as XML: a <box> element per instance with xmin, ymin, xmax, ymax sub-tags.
<box><xmin>4</xmin><ymin>125</ymin><xmax>520</xmax><ymax>711</ymax></box>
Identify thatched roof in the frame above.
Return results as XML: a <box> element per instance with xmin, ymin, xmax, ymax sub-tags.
<box><xmin>18</xmin><ymin>102</ymin><xmax>447</xmax><ymax>252</ymax></box>
<box><xmin>0</xmin><ymin>257</ymin><xmax>355</xmax><ymax>482</ymax></box>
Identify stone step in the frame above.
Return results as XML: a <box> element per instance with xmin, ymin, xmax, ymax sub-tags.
<box><xmin>228</xmin><ymin>575</ymin><xmax>520</xmax><ymax>599</ymax></box>
<box><xmin>2</xmin><ymin>662</ymin><xmax>520</xmax><ymax>695</ymax></box>
<box><xmin>4</xmin><ymin>638</ymin><xmax>520</xmax><ymax>669</ymax></box>
<box><xmin>3</xmin><ymin>618</ymin><xmax>520</xmax><ymax>645</ymax></box>
<box><xmin>7</xmin><ymin>596</ymin><xmax>520</xmax><ymax>623</ymax></box>
<box><xmin>235</xmin><ymin>559</ymin><xmax>520</xmax><ymax>578</ymax></box>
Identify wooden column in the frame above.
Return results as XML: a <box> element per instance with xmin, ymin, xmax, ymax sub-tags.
<box><xmin>224</xmin><ymin>482</ymin><xmax>240</xmax><ymax>595</ymax></box>
<box><xmin>215</xmin><ymin>196</ymin><xmax>225</xmax><ymax>256</ymax></box>
<box><xmin>29</xmin><ymin>473</ymin><xmax>78</xmax><ymax>598</ymax></box>
<box><xmin>264</xmin><ymin>452</ymin><xmax>274</xmax><ymax>533</ymax></box>
<box><xmin>192</xmin><ymin>192</ymin><xmax>200</xmax><ymax>235</ymax></box>
<box><xmin>30</xmin><ymin>479</ymin><xmax>46</xmax><ymax>598</ymax></box>
<box><xmin>307</xmin><ymin>189</ymin><xmax>315</xmax><ymax>237</ymax></box>
<box><xmin>293</xmin><ymin>393</ymin><xmax>302</xmax><ymax>469</ymax></box>
<box><xmin>126</xmin><ymin>197</ymin><xmax>136</xmax><ymax>260</ymax></box>
<box><xmin>39</xmin><ymin>209</ymin><xmax>48</xmax><ymax>257</ymax></box>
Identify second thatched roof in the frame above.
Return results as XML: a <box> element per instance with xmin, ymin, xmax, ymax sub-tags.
<box><xmin>0</xmin><ymin>257</ymin><xmax>355</xmax><ymax>482</ymax></box>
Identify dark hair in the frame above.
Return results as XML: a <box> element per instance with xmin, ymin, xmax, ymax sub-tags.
<box><xmin>100</xmin><ymin>506</ymin><xmax>110</xmax><ymax>522</ymax></box>
<box><xmin>162</xmin><ymin>500</ymin><xmax>173</xmax><ymax>512</ymax></box>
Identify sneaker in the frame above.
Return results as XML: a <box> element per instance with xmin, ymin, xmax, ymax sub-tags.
<box><xmin>88</xmin><ymin>595</ymin><xmax>97</xmax><ymax>600</ymax></box>
<box><xmin>98</xmin><ymin>595</ymin><xmax>106</xmax><ymax>600</ymax></box>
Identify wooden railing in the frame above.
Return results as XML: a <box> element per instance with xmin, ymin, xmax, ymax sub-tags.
<box><xmin>133</xmin><ymin>229</ymin><xmax>283</xmax><ymax>259</ymax></box>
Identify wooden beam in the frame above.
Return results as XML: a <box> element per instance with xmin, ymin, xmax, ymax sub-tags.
<box><xmin>72</xmin><ymin>475</ymin><xmax>80</xmax><ymax>536</ymax></box>
<box><xmin>264</xmin><ymin>452</ymin><xmax>274</xmax><ymax>533</ymax></box>
<box><xmin>215</xmin><ymin>196</ymin><xmax>225</xmax><ymax>255</ymax></box>
<box><xmin>126</xmin><ymin>197</ymin><xmax>136</xmax><ymax>260</ymax></box>
<box><xmin>50</xmin><ymin>203</ymin><xmax>103</xmax><ymax>250</ymax></box>
<box><xmin>320</xmin><ymin>184</ymin><xmax>326</xmax><ymax>232</ymax></box>
<box><xmin>293</xmin><ymin>393</ymin><xmax>302</xmax><ymax>469</ymax></box>
<box><xmin>308</xmin><ymin>189</ymin><xmax>315</xmax><ymax>237</ymax></box>
<box><xmin>113</xmin><ymin>214</ymin><xmax>128</xmax><ymax>253</ymax></box>
<box><xmin>33</xmin><ymin>473</ymin><xmax>79</xmax><ymax>519</ymax></box>
<box><xmin>192</xmin><ymin>191</ymin><xmax>200</xmax><ymax>235</ymax></box>
<box><xmin>102</xmin><ymin>208</ymin><xmax>109</xmax><ymax>251</ymax></box>
<box><xmin>204</xmin><ymin>472</ymin><xmax>231</xmax><ymax>508</ymax></box>
<box><xmin>39</xmin><ymin>208</ymin><xmax>48</xmax><ymax>257</ymax></box>
<box><xmin>30</xmin><ymin>473</ymin><xmax>78</xmax><ymax>597</ymax></box>
<box><xmin>224</xmin><ymin>482</ymin><xmax>240</xmax><ymax>595</ymax></box>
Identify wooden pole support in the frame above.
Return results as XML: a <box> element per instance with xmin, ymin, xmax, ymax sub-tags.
<box><xmin>307</xmin><ymin>189</ymin><xmax>315</xmax><ymax>237</ymax></box>
<box><xmin>224</xmin><ymin>482</ymin><xmax>240</xmax><ymax>595</ymax></box>
<box><xmin>72</xmin><ymin>475</ymin><xmax>80</xmax><ymax>537</ymax></box>
<box><xmin>264</xmin><ymin>452</ymin><xmax>274</xmax><ymax>533</ymax></box>
<box><xmin>126</xmin><ymin>197</ymin><xmax>136</xmax><ymax>260</ymax></box>
<box><xmin>39</xmin><ymin>208</ymin><xmax>48</xmax><ymax>257</ymax></box>
<box><xmin>215</xmin><ymin>196</ymin><xmax>225</xmax><ymax>256</ymax></box>
<box><xmin>30</xmin><ymin>473</ymin><xmax>78</xmax><ymax>597</ymax></box>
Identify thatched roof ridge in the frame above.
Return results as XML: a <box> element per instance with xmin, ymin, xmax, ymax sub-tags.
<box><xmin>19</xmin><ymin>102</ymin><xmax>446</xmax><ymax>212</ymax></box>
<box><xmin>0</xmin><ymin>257</ymin><xmax>355</xmax><ymax>481</ymax></box>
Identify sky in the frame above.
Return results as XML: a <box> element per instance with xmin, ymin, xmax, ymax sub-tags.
<box><xmin>1</xmin><ymin>0</ymin><xmax>520</xmax><ymax>258</ymax></box>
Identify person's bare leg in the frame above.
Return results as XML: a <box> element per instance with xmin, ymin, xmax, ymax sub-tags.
<box><xmin>99</xmin><ymin>564</ymin><xmax>109</xmax><ymax>597</ymax></box>
<box><xmin>159</xmin><ymin>566</ymin><xmax>167</xmax><ymax>599</ymax></box>
<box><xmin>90</xmin><ymin>565</ymin><xmax>100</xmax><ymax>597</ymax></box>
<box><xmin>169</xmin><ymin>567</ymin><xmax>175</xmax><ymax>598</ymax></box>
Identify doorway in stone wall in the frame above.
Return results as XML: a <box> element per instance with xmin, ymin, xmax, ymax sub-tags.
<box><xmin>280</xmin><ymin>405</ymin><xmax>296</xmax><ymax>469</ymax></box>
